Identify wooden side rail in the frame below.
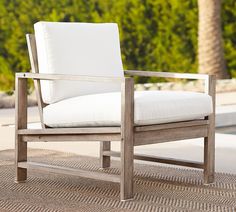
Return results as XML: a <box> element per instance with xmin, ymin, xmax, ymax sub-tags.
<box><xmin>21</xmin><ymin>134</ymin><xmax>121</xmax><ymax>142</ymax></box>
<box><xmin>135</xmin><ymin>120</ymin><xmax>209</xmax><ymax>132</ymax></box>
<box><xmin>17</xmin><ymin>162</ymin><xmax>120</xmax><ymax>183</ymax></box>
<box><xmin>18</xmin><ymin>127</ymin><xmax>121</xmax><ymax>135</ymax></box>
<box><xmin>16</xmin><ymin>72</ymin><xmax>125</xmax><ymax>83</ymax></box>
<box><xmin>103</xmin><ymin>151</ymin><xmax>204</xmax><ymax>169</ymax></box>
<box><xmin>125</xmin><ymin>70</ymin><xmax>210</xmax><ymax>80</ymax></box>
<box><xmin>16</xmin><ymin>70</ymin><xmax>212</xmax><ymax>83</ymax></box>
<box><xmin>134</xmin><ymin>125</ymin><xmax>208</xmax><ymax>146</ymax></box>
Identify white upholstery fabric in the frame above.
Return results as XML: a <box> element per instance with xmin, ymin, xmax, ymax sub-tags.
<box><xmin>43</xmin><ymin>91</ymin><xmax>213</xmax><ymax>127</ymax></box>
<box><xmin>34</xmin><ymin>22</ymin><xmax>124</xmax><ymax>104</ymax></box>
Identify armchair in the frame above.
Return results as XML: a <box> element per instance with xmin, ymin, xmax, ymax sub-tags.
<box><xmin>15</xmin><ymin>22</ymin><xmax>215</xmax><ymax>201</ymax></box>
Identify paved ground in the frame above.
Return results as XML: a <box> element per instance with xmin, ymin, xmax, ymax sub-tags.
<box><xmin>216</xmin><ymin>91</ymin><xmax>236</xmax><ymax>106</ymax></box>
<box><xmin>1</xmin><ymin>107</ymin><xmax>236</xmax><ymax>174</ymax></box>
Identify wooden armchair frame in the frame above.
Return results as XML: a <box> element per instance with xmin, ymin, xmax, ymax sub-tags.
<box><xmin>15</xmin><ymin>34</ymin><xmax>215</xmax><ymax>201</ymax></box>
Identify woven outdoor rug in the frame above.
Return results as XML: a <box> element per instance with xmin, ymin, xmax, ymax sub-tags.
<box><xmin>0</xmin><ymin>149</ymin><xmax>236</xmax><ymax>212</ymax></box>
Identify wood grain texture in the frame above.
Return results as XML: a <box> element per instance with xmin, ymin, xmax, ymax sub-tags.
<box><xmin>125</xmin><ymin>70</ymin><xmax>209</xmax><ymax>80</ymax></box>
<box><xmin>16</xmin><ymin>72</ymin><xmax>125</xmax><ymax>83</ymax></box>
<box><xmin>26</xmin><ymin>34</ymin><xmax>46</xmax><ymax>129</ymax></box>
<box><xmin>120</xmin><ymin>78</ymin><xmax>134</xmax><ymax>201</ymax></box>
<box><xmin>15</xmin><ymin>77</ymin><xmax>28</xmax><ymax>182</ymax></box>
<box><xmin>135</xmin><ymin>120</ymin><xmax>209</xmax><ymax>132</ymax></box>
<box><xmin>22</xmin><ymin>134</ymin><xmax>121</xmax><ymax>142</ymax></box>
<box><xmin>18</xmin><ymin>127</ymin><xmax>120</xmax><ymax>135</ymax></box>
<box><xmin>18</xmin><ymin>162</ymin><xmax>120</xmax><ymax>183</ymax></box>
<box><xmin>134</xmin><ymin>125</ymin><xmax>208</xmax><ymax>146</ymax></box>
<box><xmin>100</xmin><ymin>141</ymin><xmax>111</xmax><ymax>169</ymax></box>
<box><xmin>103</xmin><ymin>151</ymin><xmax>204</xmax><ymax>169</ymax></box>
<box><xmin>204</xmin><ymin>75</ymin><xmax>216</xmax><ymax>184</ymax></box>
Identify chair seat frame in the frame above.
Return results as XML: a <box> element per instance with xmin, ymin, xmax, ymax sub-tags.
<box><xmin>15</xmin><ymin>34</ymin><xmax>215</xmax><ymax>201</ymax></box>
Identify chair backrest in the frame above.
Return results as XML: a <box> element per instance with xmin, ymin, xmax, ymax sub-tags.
<box><xmin>34</xmin><ymin>22</ymin><xmax>124</xmax><ymax>104</ymax></box>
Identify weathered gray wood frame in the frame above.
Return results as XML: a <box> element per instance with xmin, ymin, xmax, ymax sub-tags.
<box><xmin>15</xmin><ymin>34</ymin><xmax>215</xmax><ymax>201</ymax></box>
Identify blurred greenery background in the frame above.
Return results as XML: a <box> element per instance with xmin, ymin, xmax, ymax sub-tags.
<box><xmin>0</xmin><ymin>0</ymin><xmax>235</xmax><ymax>92</ymax></box>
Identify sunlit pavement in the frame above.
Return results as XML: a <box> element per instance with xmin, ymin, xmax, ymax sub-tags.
<box><xmin>1</xmin><ymin>107</ymin><xmax>236</xmax><ymax>174</ymax></box>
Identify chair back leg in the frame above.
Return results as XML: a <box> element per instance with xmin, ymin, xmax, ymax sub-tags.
<box><xmin>204</xmin><ymin>114</ymin><xmax>215</xmax><ymax>184</ymax></box>
<box><xmin>204</xmin><ymin>75</ymin><xmax>215</xmax><ymax>184</ymax></box>
<box><xmin>100</xmin><ymin>141</ymin><xmax>111</xmax><ymax>168</ymax></box>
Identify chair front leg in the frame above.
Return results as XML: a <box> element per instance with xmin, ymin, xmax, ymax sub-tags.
<box><xmin>100</xmin><ymin>141</ymin><xmax>111</xmax><ymax>169</ymax></box>
<box><xmin>120</xmin><ymin>78</ymin><xmax>134</xmax><ymax>201</ymax></box>
<box><xmin>15</xmin><ymin>77</ymin><xmax>28</xmax><ymax>183</ymax></box>
<box><xmin>15</xmin><ymin>135</ymin><xmax>27</xmax><ymax>183</ymax></box>
<box><xmin>121</xmin><ymin>136</ymin><xmax>134</xmax><ymax>201</ymax></box>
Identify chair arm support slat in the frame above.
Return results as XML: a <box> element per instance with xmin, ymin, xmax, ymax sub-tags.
<box><xmin>124</xmin><ymin>70</ymin><xmax>211</xmax><ymax>80</ymax></box>
<box><xmin>16</xmin><ymin>72</ymin><xmax>125</xmax><ymax>83</ymax></box>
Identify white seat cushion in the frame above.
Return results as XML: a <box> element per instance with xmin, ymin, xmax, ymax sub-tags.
<box><xmin>34</xmin><ymin>22</ymin><xmax>124</xmax><ymax>104</ymax></box>
<box><xmin>43</xmin><ymin>91</ymin><xmax>213</xmax><ymax>127</ymax></box>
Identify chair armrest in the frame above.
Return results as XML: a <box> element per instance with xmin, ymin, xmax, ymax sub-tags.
<box><xmin>124</xmin><ymin>70</ymin><xmax>210</xmax><ymax>80</ymax></box>
<box><xmin>124</xmin><ymin>70</ymin><xmax>215</xmax><ymax>96</ymax></box>
<box><xmin>15</xmin><ymin>73</ymin><xmax>135</xmax><ymax>130</ymax></box>
<box><xmin>16</xmin><ymin>72</ymin><xmax>125</xmax><ymax>83</ymax></box>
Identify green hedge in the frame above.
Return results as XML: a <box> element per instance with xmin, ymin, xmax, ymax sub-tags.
<box><xmin>0</xmin><ymin>0</ymin><xmax>235</xmax><ymax>91</ymax></box>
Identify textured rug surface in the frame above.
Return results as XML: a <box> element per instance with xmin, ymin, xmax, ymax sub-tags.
<box><xmin>0</xmin><ymin>149</ymin><xmax>236</xmax><ymax>212</ymax></box>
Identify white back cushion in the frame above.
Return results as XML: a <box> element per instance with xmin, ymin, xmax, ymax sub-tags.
<box><xmin>34</xmin><ymin>22</ymin><xmax>124</xmax><ymax>104</ymax></box>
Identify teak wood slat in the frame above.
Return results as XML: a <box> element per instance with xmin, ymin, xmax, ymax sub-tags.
<box><xmin>22</xmin><ymin>134</ymin><xmax>121</xmax><ymax>142</ymax></box>
<box><xmin>16</xmin><ymin>72</ymin><xmax>125</xmax><ymax>83</ymax></box>
<box><xmin>204</xmin><ymin>75</ymin><xmax>216</xmax><ymax>184</ymax></box>
<box><xmin>26</xmin><ymin>34</ymin><xmax>46</xmax><ymax>129</ymax></box>
<box><xmin>18</xmin><ymin>162</ymin><xmax>120</xmax><ymax>183</ymax></box>
<box><xmin>18</xmin><ymin>127</ymin><xmax>121</xmax><ymax>135</ymax></box>
<box><xmin>100</xmin><ymin>141</ymin><xmax>111</xmax><ymax>168</ymax></box>
<box><xmin>134</xmin><ymin>125</ymin><xmax>208</xmax><ymax>146</ymax></box>
<box><xmin>120</xmin><ymin>78</ymin><xmax>134</xmax><ymax>201</ymax></box>
<box><xmin>103</xmin><ymin>151</ymin><xmax>204</xmax><ymax>169</ymax></box>
<box><xmin>135</xmin><ymin>120</ymin><xmax>209</xmax><ymax>132</ymax></box>
<box><xmin>125</xmin><ymin>70</ymin><xmax>209</xmax><ymax>80</ymax></box>
<box><xmin>15</xmin><ymin>77</ymin><xmax>28</xmax><ymax>183</ymax></box>
<box><xmin>15</xmin><ymin>33</ymin><xmax>216</xmax><ymax>201</ymax></box>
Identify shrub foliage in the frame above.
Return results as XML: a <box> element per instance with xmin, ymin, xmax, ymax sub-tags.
<box><xmin>0</xmin><ymin>0</ymin><xmax>235</xmax><ymax>90</ymax></box>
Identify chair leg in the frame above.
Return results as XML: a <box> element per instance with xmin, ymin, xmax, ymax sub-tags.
<box><xmin>120</xmin><ymin>77</ymin><xmax>134</xmax><ymax>201</ymax></box>
<box><xmin>204</xmin><ymin>117</ymin><xmax>215</xmax><ymax>184</ymax></box>
<box><xmin>100</xmin><ymin>141</ymin><xmax>111</xmax><ymax>169</ymax></box>
<box><xmin>15</xmin><ymin>77</ymin><xmax>27</xmax><ymax>183</ymax></box>
<box><xmin>15</xmin><ymin>135</ymin><xmax>27</xmax><ymax>183</ymax></box>
<box><xmin>120</xmin><ymin>139</ymin><xmax>134</xmax><ymax>201</ymax></box>
<box><xmin>204</xmin><ymin>74</ymin><xmax>215</xmax><ymax>184</ymax></box>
